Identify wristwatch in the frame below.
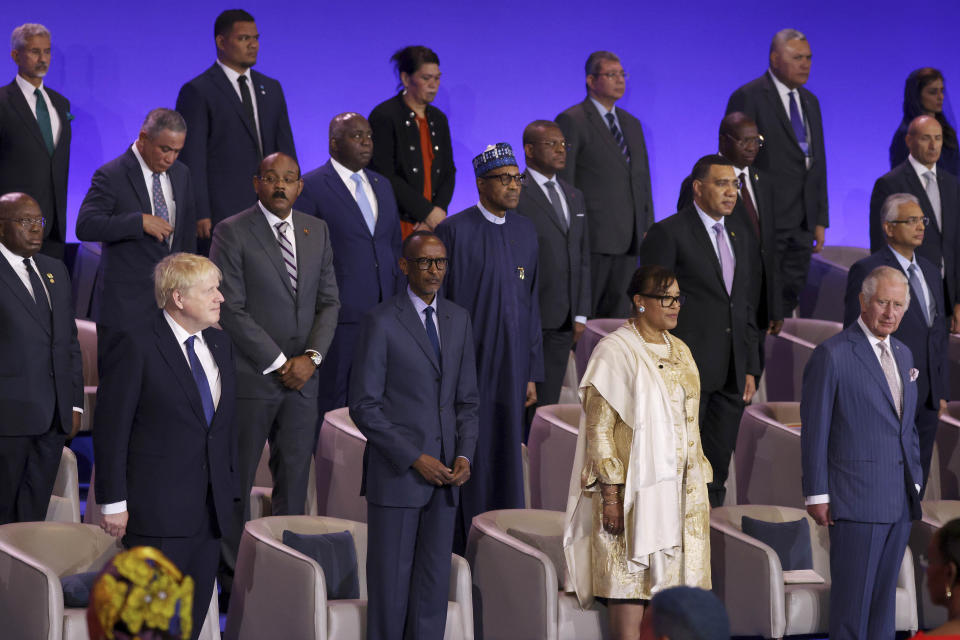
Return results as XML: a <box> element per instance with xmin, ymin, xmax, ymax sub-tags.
<box><xmin>305</xmin><ymin>350</ymin><xmax>322</xmax><ymax>368</ymax></box>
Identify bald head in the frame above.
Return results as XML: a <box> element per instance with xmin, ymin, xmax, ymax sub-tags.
<box><xmin>329</xmin><ymin>112</ymin><xmax>373</xmax><ymax>172</ymax></box>
<box><xmin>718</xmin><ymin>112</ymin><xmax>761</xmax><ymax>168</ymax></box>
<box><xmin>0</xmin><ymin>192</ymin><xmax>44</xmax><ymax>257</ymax></box>
<box><xmin>906</xmin><ymin>115</ymin><xmax>943</xmax><ymax>168</ymax></box>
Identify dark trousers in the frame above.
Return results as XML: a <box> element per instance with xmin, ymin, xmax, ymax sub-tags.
<box><xmin>0</xmin><ymin>420</ymin><xmax>66</xmax><ymax>524</ymax></box>
<box><xmin>775</xmin><ymin>228</ymin><xmax>814</xmax><ymax>316</ymax></box>
<box><xmin>699</xmin><ymin>372</ymin><xmax>745</xmax><ymax>507</ymax></box>
<box><xmin>367</xmin><ymin>487</ymin><xmax>456</xmax><ymax>640</ymax></box>
<box><xmin>536</xmin><ymin>328</ymin><xmax>574</xmax><ymax>408</ymax></box>
<box><xmin>917</xmin><ymin>405</ymin><xmax>940</xmax><ymax>498</ymax></box>
<box><xmin>828</xmin><ymin>506</ymin><xmax>911</xmax><ymax>640</ymax></box>
<box><xmin>125</xmin><ymin>489</ymin><xmax>221</xmax><ymax>640</ymax></box>
<box><xmin>590</xmin><ymin>252</ymin><xmax>635</xmax><ymax>318</ymax></box>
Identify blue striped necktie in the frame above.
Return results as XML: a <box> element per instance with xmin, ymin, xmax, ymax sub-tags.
<box><xmin>605</xmin><ymin>112</ymin><xmax>630</xmax><ymax>162</ymax></box>
<box><xmin>274</xmin><ymin>221</ymin><xmax>298</xmax><ymax>293</ymax></box>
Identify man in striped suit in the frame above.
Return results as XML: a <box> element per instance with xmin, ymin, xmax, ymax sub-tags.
<box><xmin>801</xmin><ymin>265</ymin><xmax>923</xmax><ymax>639</ymax></box>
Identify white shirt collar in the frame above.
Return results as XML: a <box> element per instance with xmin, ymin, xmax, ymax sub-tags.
<box><xmin>694</xmin><ymin>201</ymin><xmax>725</xmax><ymax>230</ymax></box>
<box><xmin>0</xmin><ymin>239</ymin><xmax>30</xmax><ymax>271</ymax></box>
<box><xmin>767</xmin><ymin>68</ymin><xmax>795</xmax><ymax>98</ymax></box>
<box><xmin>15</xmin><ymin>74</ymin><xmax>44</xmax><ymax>97</ymax></box>
<box><xmin>330</xmin><ymin>157</ymin><xmax>366</xmax><ymax>185</ymax></box>
<box><xmin>258</xmin><ymin>201</ymin><xmax>292</xmax><ymax>228</ymax></box>
<box><xmin>887</xmin><ymin>245</ymin><xmax>918</xmax><ymax>272</ymax></box>
<box><xmin>589</xmin><ymin>97</ymin><xmax>617</xmax><ymax>119</ymax></box>
<box><xmin>477</xmin><ymin>201</ymin><xmax>507</xmax><ymax>225</ymax></box>
<box><xmin>857</xmin><ymin>314</ymin><xmax>891</xmax><ymax>351</ymax></box>
<box><xmin>130</xmin><ymin>142</ymin><xmax>163</xmax><ymax>177</ymax></box>
<box><xmin>216</xmin><ymin>60</ymin><xmax>252</xmax><ymax>86</ymax></box>
<box><xmin>908</xmin><ymin>153</ymin><xmax>937</xmax><ymax>179</ymax></box>
<box><xmin>526</xmin><ymin>167</ymin><xmax>556</xmax><ymax>187</ymax></box>
<box><xmin>163</xmin><ymin>309</ymin><xmax>206</xmax><ymax>347</ymax></box>
<box><xmin>407</xmin><ymin>285</ymin><xmax>438</xmax><ymax>315</ymax></box>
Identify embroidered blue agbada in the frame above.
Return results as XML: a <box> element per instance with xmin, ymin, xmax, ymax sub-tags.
<box><xmin>436</xmin><ymin>206</ymin><xmax>544</xmax><ymax>534</ymax></box>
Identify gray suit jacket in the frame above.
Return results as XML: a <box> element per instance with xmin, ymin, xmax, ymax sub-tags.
<box><xmin>209</xmin><ymin>204</ymin><xmax>340</xmax><ymax>398</ymax></box>
<box><xmin>555</xmin><ymin>98</ymin><xmax>654</xmax><ymax>255</ymax></box>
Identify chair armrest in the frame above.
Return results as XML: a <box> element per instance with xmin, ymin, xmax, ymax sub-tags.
<box><xmin>898</xmin><ymin>546</ymin><xmax>918</xmax><ymax>632</ymax></box>
<box><xmin>81</xmin><ymin>387</ymin><xmax>97</xmax><ymax>432</ymax></box>
<box><xmin>0</xmin><ymin>539</ymin><xmax>62</xmax><ymax>640</ymax></box>
<box><xmin>710</xmin><ymin>519</ymin><xmax>786</xmax><ymax>639</ymax></box>
<box><xmin>449</xmin><ymin>553</ymin><xmax>474</xmax><ymax>640</ymax></box>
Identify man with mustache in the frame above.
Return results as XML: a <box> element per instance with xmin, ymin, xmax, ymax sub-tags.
<box><xmin>0</xmin><ymin>23</ymin><xmax>72</xmax><ymax>258</ymax></box>
<box><xmin>295</xmin><ymin>112</ymin><xmax>401</xmax><ymax>426</ymax></box>
<box><xmin>210</xmin><ymin>152</ymin><xmax>339</xmax><ymax>535</ymax></box>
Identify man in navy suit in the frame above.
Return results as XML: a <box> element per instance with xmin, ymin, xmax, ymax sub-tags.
<box><xmin>296</xmin><ymin>112</ymin><xmax>401</xmax><ymax>420</ymax></box>
<box><xmin>76</xmin><ymin>108</ymin><xmax>196</xmax><ymax>350</ymax></box>
<box><xmin>350</xmin><ymin>231</ymin><xmax>479</xmax><ymax>640</ymax></box>
<box><xmin>844</xmin><ymin>193</ymin><xmax>949</xmax><ymax>497</ymax></box>
<box><xmin>802</xmin><ymin>265</ymin><xmax>923</xmax><ymax>639</ymax></box>
<box><xmin>0</xmin><ymin>192</ymin><xmax>82</xmax><ymax>524</ymax></box>
<box><xmin>0</xmin><ymin>24</ymin><xmax>71</xmax><ymax>258</ymax></box>
<box><xmin>94</xmin><ymin>252</ymin><xmax>238</xmax><ymax>640</ymax></box>
<box><xmin>176</xmin><ymin>9</ymin><xmax>296</xmax><ymax>250</ymax></box>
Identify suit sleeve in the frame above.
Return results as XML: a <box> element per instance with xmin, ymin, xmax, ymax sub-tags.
<box><xmin>527</xmin><ymin>243</ymin><xmax>545</xmax><ymax>383</ymax></box>
<box><xmin>725</xmin><ymin>87</ymin><xmax>755</xmax><ymax>120</ymax></box>
<box><xmin>306</xmin><ymin>223</ymin><xmax>341</xmax><ymax>357</ymax></box>
<box><xmin>843</xmin><ymin>262</ymin><xmax>867</xmax><ymax>328</ymax></box>
<box><xmin>630</xmin><ymin>120</ymin><xmax>655</xmax><ymax>233</ymax></box>
<box><xmin>75</xmin><ymin>167</ymin><xmax>145</xmax><ymax>242</ymax></box>
<box><xmin>209</xmin><ymin>221</ymin><xmax>285</xmax><ymax>369</ymax></box>
<box><xmin>677</xmin><ymin>176</ymin><xmax>693</xmax><ymax>211</ymax></box>
<box><xmin>348</xmin><ymin>314</ymin><xmax>423</xmax><ymax>472</ymax></box>
<box><xmin>368</xmin><ymin>106</ymin><xmax>432</xmax><ymax>223</ymax></box>
<box><xmin>180</xmin><ymin>174</ymin><xmax>198</xmax><ymax>254</ymax></box>
<box><xmin>454</xmin><ymin>315</ymin><xmax>480</xmax><ymax>461</ymax></box>
<box><xmin>274</xmin><ymin>83</ymin><xmax>297</xmax><ymax>161</ymax></box>
<box><xmin>800</xmin><ymin>344</ymin><xmax>838</xmax><ymax>498</ymax></box>
<box><xmin>64</xmin><ymin>264</ymin><xmax>84</xmax><ymax>409</ymax></box>
<box><xmin>555</xmin><ymin>111</ymin><xmax>579</xmax><ymax>186</ymax></box>
<box><xmin>812</xmin><ymin>99</ymin><xmax>829</xmax><ymax>228</ymax></box>
<box><xmin>868</xmin><ymin>178</ymin><xmax>892</xmax><ymax>254</ymax></box>
<box><xmin>176</xmin><ymin>83</ymin><xmax>212</xmax><ymax>222</ymax></box>
<box><xmin>577</xmin><ymin>203</ymin><xmax>592</xmax><ymax>319</ymax></box>
<box><xmin>638</xmin><ymin>221</ymin><xmax>676</xmax><ymax>271</ymax></box>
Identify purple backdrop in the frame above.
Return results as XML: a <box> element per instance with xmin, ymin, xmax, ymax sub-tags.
<box><xmin>5</xmin><ymin>0</ymin><xmax>960</xmax><ymax>245</ymax></box>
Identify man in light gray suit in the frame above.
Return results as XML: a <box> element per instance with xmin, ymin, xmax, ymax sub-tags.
<box><xmin>556</xmin><ymin>51</ymin><xmax>654</xmax><ymax>318</ymax></box>
<box><xmin>801</xmin><ymin>265</ymin><xmax>923</xmax><ymax>639</ymax></box>
<box><xmin>210</xmin><ymin>152</ymin><xmax>339</xmax><ymax>528</ymax></box>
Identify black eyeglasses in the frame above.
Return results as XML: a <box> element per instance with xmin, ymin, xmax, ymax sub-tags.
<box><xmin>888</xmin><ymin>216</ymin><xmax>929</xmax><ymax>227</ymax></box>
<box><xmin>479</xmin><ymin>173</ymin><xmax>526</xmax><ymax>186</ymax></box>
<box><xmin>3</xmin><ymin>217</ymin><xmax>45</xmax><ymax>229</ymax></box>
<box><xmin>640</xmin><ymin>292</ymin><xmax>686</xmax><ymax>307</ymax></box>
<box><xmin>405</xmin><ymin>257</ymin><xmax>448</xmax><ymax>271</ymax></box>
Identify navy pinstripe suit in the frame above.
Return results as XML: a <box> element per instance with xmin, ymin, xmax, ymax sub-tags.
<box><xmin>801</xmin><ymin>322</ymin><xmax>923</xmax><ymax>639</ymax></box>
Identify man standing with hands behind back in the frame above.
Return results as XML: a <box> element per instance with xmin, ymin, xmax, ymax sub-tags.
<box><xmin>350</xmin><ymin>230</ymin><xmax>478</xmax><ymax>640</ymax></box>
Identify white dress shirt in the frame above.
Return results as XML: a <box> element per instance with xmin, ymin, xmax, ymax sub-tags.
<box><xmin>216</xmin><ymin>60</ymin><xmax>261</xmax><ymax>147</ymax></box>
<box><xmin>102</xmin><ymin>310</ymin><xmax>220</xmax><ymax>515</ymax></box>
<box><xmin>130</xmin><ymin>143</ymin><xmax>176</xmax><ymax>231</ymax></box>
<box><xmin>16</xmin><ymin>74</ymin><xmax>61</xmax><ymax>146</ymax></box>
<box><xmin>330</xmin><ymin>157</ymin><xmax>379</xmax><ymax>222</ymax></box>
<box><xmin>477</xmin><ymin>202</ymin><xmax>506</xmax><ymax>225</ymax></box>
<box><xmin>889</xmin><ymin>247</ymin><xmax>934</xmax><ymax>321</ymax></box>
<box><xmin>695</xmin><ymin>203</ymin><xmax>736</xmax><ymax>269</ymax></box>
<box><xmin>258</xmin><ymin>202</ymin><xmax>307</xmax><ymax>374</ymax></box>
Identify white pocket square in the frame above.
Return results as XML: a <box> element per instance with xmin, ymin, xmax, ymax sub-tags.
<box><xmin>909</xmin><ymin>368</ymin><xmax>919</xmax><ymax>382</ymax></box>
<box><xmin>576</xmin><ymin>213</ymin><xmax>584</xmax><ymax>217</ymax></box>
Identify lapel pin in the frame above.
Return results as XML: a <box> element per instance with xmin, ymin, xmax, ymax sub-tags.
<box><xmin>516</xmin><ymin>266</ymin><xmax>525</xmax><ymax>280</ymax></box>
<box><xmin>303</xmin><ymin>227</ymin><xmax>310</xmax><ymax>235</ymax></box>
<box><xmin>259</xmin><ymin>84</ymin><xmax>266</xmax><ymax>96</ymax></box>
<box><xmin>730</xmin><ymin>231</ymin><xmax>736</xmax><ymax>239</ymax></box>
<box><xmin>46</xmin><ymin>273</ymin><xmax>55</xmax><ymax>284</ymax></box>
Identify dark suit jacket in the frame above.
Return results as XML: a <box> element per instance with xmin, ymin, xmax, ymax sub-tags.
<box><xmin>639</xmin><ymin>206</ymin><xmax>761</xmax><ymax>394</ymax></box>
<box><xmin>801</xmin><ymin>323</ymin><xmax>922</xmax><ymax>523</ymax></box>
<box><xmin>368</xmin><ymin>93</ymin><xmax>455</xmax><ymax>224</ymax></box>
<box><xmin>75</xmin><ymin>148</ymin><xmax>197</xmax><ymax>329</ymax></box>
<box><xmin>93</xmin><ymin>313</ymin><xmax>238</xmax><ymax>538</ymax></box>
<box><xmin>0</xmin><ymin>80</ymin><xmax>71</xmax><ymax>244</ymax></box>
<box><xmin>556</xmin><ymin>98</ymin><xmax>654</xmax><ymax>255</ymax></box>
<box><xmin>843</xmin><ymin>248</ymin><xmax>949</xmax><ymax>410</ymax></box>
<box><xmin>295</xmin><ymin>161</ymin><xmax>401</xmax><ymax>324</ymax></box>
<box><xmin>726</xmin><ymin>72</ymin><xmax>828</xmax><ymax>231</ymax></box>
<box><xmin>868</xmin><ymin>160</ymin><xmax>960</xmax><ymax>306</ymax></box>
<box><xmin>176</xmin><ymin>64</ymin><xmax>296</xmax><ymax>226</ymax></box>
<box><xmin>0</xmin><ymin>253</ymin><xmax>82</xmax><ymax>436</ymax></box>
<box><xmin>678</xmin><ymin>166</ymin><xmax>782</xmax><ymax>325</ymax></box>
<box><xmin>349</xmin><ymin>292</ymin><xmax>479</xmax><ymax>508</ymax></box>
<box><xmin>515</xmin><ymin>172</ymin><xmax>591</xmax><ymax>329</ymax></box>
<box><xmin>209</xmin><ymin>204</ymin><xmax>340</xmax><ymax>399</ymax></box>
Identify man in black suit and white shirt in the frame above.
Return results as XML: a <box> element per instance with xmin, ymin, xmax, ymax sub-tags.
<box><xmin>0</xmin><ymin>24</ymin><xmax>71</xmax><ymax>258</ymax></box>
<box><xmin>556</xmin><ymin>51</ymin><xmax>654</xmax><ymax>319</ymax></box>
<box><xmin>516</xmin><ymin>120</ymin><xmax>590</xmax><ymax>409</ymax></box>
<box><xmin>726</xmin><ymin>28</ymin><xmax>828</xmax><ymax>316</ymax></box>
<box><xmin>641</xmin><ymin>155</ymin><xmax>761</xmax><ymax>507</ymax></box>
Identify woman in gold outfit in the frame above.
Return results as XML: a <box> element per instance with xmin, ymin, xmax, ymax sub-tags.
<box><xmin>563</xmin><ymin>265</ymin><xmax>712</xmax><ymax>640</ymax></box>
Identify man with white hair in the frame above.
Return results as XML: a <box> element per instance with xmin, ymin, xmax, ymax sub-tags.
<box><xmin>726</xmin><ymin>28</ymin><xmax>828</xmax><ymax>317</ymax></box>
<box><xmin>0</xmin><ymin>23</ymin><xmax>71</xmax><ymax>258</ymax></box>
<box><xmin>845</xmin><ymin>193</ymin><xmax>949</xmax><ymax>498</ymax></box>
<box><xmin>802</xmin><ymin>264</ymin><xmax>923</xmax><ymax>639</ymax></box>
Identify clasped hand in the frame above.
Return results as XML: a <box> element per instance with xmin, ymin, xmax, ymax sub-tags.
<box><xmin>412</xmin><ymin>454</ymin><xmax>470</xmax><ymax>487</ymax></box>
<box><xmin>277</xmin><ymin>355</ymin><xmax>315</xmax><ymax>390</ymax></box>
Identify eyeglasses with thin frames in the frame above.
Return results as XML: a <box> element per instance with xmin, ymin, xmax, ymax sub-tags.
<box><xmin>888</xmin><ymin>216</ymin><xmax>929</xmax><ymax>227</ymax></box>
<box><xmin>3</xmin><ymin>217</ymin><xmax>45</xmax><ymax>230</ymax></box>
<box><xmin>256</xmin><ymin>175</ymin><xmax>300</xmax><ymax>186</ymax></box>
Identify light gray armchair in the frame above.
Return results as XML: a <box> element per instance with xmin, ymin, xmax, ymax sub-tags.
<box><xmin>763</xmin><ymin>319</ymin><xmax>842</xmax><ymax>402</ymax></box>
<box><xmin>225</xmin><ymin>515</ymin><xmax>473</xmax><ymax>640</ymax></box>
<box><xmin>75</xmin><ymin>319</ymin><xmax>98</xmax><ymax>432</ymax></box>
<box><xmin>527</xmin><ymin>405</ymin><xmax>581</xmax><ymax>511</ymax></box>
<box><xmin>46</xmin><ymin>447</ymin><xmax>81</xmax><ymax>524</ymax></box>
<box><xmin>711</xmin><ymin>504</ymin><xmax>917</xmax><ymax>638</ymax></box>
<box><xmin>735</xmin><ymin>403</ymin><xmax>803</xmax><ymax>509</ymax></box>
<box><xmin>467</xmin><ymin>509</ymin><xmax>608</xmax><ymax>640</ymax></box>
<box><xmin>574</xmin><ymin>318</ymin><xmax>624</xmax><ymax>384</ymax></box>
<box><xmin>315</xmin><ymin>408</ymin><xmax>367</xmax><ymax>522</ymax></box>
<box><xmin>797</xmin><ymin>246</ymin><xmax>868</xmax><ymax>322</ymax></box>
<box><xmin>249</xmin><ymin>441</ymin><xmax>318</xmax><ymax>519</ymax></box>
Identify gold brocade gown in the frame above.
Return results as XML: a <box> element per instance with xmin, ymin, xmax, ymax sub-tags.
<box><xmin>581</xmin><ymin>335</ymin><xmax>712</xmax><ymax>599</ymax></box>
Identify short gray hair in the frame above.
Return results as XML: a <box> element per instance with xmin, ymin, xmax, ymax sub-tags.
<box><xmin>585</xmin><ymin>51</ymin><xmax>620</xmax><ymax>76</ymax></box>
<box><xmin>140</xmin><ymin>108</ymin><xmax>187</xmax><ymax>139</ymax></box>
<box><xmin>11</xmin><ymin>24</ymin><xmax>50</xmax><ymax>51</ymax></box>
<box><xmin>861</xmin><ymin>265</ymin><xmax>910</xmax><ymax>307</ymax></box>
<box><xmin>881</xmin><ymin>193</ymin><xmax>920</xmax><ymax>223</ymax></box>
<box><xmin>770</xmin><ymin>28</ymin><xmax>807</xmax><ymax>55</ymax></box>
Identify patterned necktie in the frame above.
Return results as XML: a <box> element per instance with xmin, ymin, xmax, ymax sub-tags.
<box><xmin>185</xmin><ymin>336</ymin><xmax>215</xmax><ymax>425</ymax></box>
<box><xmin>152</xmin><ymin>173</ymin><xmax>170</xmax><ymax>223</ymax></box>
<box><xmin>350</xmin><ymin>173</ymin><xmax>377</xmax><ymax>234</ymax></box>
<box><xmin>33</xmin><ymin>88</ymin><xmax>54</xmax><ymax>155</ymax></box>
<box><xmin>788</xmin><ymin>91</ymin><xmax>809</xmax><ymax>156</ymax></box>
<box><xmin>274</xmin><ymin>221</ymin><xmax>298</xmax><ymax>294</ymax></box>
<box><xmin>604</xmin><ymin>112</ymin><xmax>631</xmax><ymax>162</ymax></box>
<box><xmin>878</xmin><ymin>341</ymin><xmax>902</xmax><ymax>419</ymax></box>
<box><xmin>738</xmin><ymin>172</ymin><xmax>760</xmax><ymax>237</ymax></box>
<box><xmin>424</xmin><ymin>306</ymin><xmax>441</xmax><ymax>363</ymax></box>
<box><xmin>908</xmin><ymin>264</ymin><xmax>933</xmax><ymax>327</ymax></box>
<box><xmin>924</xmin><ymin>171</ymin><xmax>942</xmax><ymax>231</ymax></box>
<box><xmin>544</xmin><ymin>181</ymin><xmax>568</xmax><ymax>231</ymax></box>
<box><xmin>237</xmin><ymin>75</ymin><xmax>262</xmax><ymax>157</ymax></box>
<box><xmin>712</xmin><ymin>222</ymin><xmax>734</xmax><ymax>295</ymax></box>
<box><xmin>23</xmin><ymin>258</ymin><xmax>51</xmax><ymax>327</ymax></box>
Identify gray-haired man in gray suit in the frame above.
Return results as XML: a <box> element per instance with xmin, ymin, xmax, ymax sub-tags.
<box><xmin>210</xmin><ymin>152</ymin><xmax>339</xmax><ymax>528</ymax></box>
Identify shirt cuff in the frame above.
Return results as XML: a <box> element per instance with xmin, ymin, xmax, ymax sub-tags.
<box><xmin>263</xmin><ymin>352</ymin><xmax>287</xmax><ymax>375</ymax></box>
<box><xmin>916</xmin><ymin>483</ymin><xmax>921</xmax><ymax>495</ymax></box>
<box><xmin>101</xmin><ymin>501</ymin><xmax>127</xmax><ymax>515</ymax></box>
<box><xmin>72</xmin><ymin>407</ymin><xmax>83</xmax><ymax>414</ymax></box>
<box><xmin>456</xmin><ymin>455</ymin><xmax>470</xmax><ymax>464</ymax></box>
<box><xmin>574</xmin><ymin>316</ymin><xmax>587</xmax><ymax>325</ymax></box>
<box><xmin>804</xmin><ymin>494</ymin><xmax>829</xmax><ymax>505</ymax></box>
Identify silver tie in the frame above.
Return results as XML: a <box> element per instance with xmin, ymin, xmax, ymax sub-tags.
<box><xmin>275</xmin><ymin>221</ymin><xmax>297</xmax><ymax>293</ymax></box>
<box><xmin>924</xmin><ymin>170</ymin><xmax>942</xmax><ymax>231</ymax></box>
<box><xmin>878</xmin><ymin>341</ymin><xmax>902</xmax><ymax>419</ymax></box>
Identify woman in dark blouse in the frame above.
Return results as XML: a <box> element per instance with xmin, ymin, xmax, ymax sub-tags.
<box><xmin>369</xmin><ymin>46</ymin><xmax>455</xmax><ymax>238</ymax></box>
<box><xmin>890</xmin><ymin>67</ymin><xmax>960</xmax><ymax>178</ymax></box>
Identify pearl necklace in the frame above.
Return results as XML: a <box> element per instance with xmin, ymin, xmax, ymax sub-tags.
<box><xmin>629</xmin><ymin>320</ymin><xmax>673</xmax><ymax>368</ymax></box>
